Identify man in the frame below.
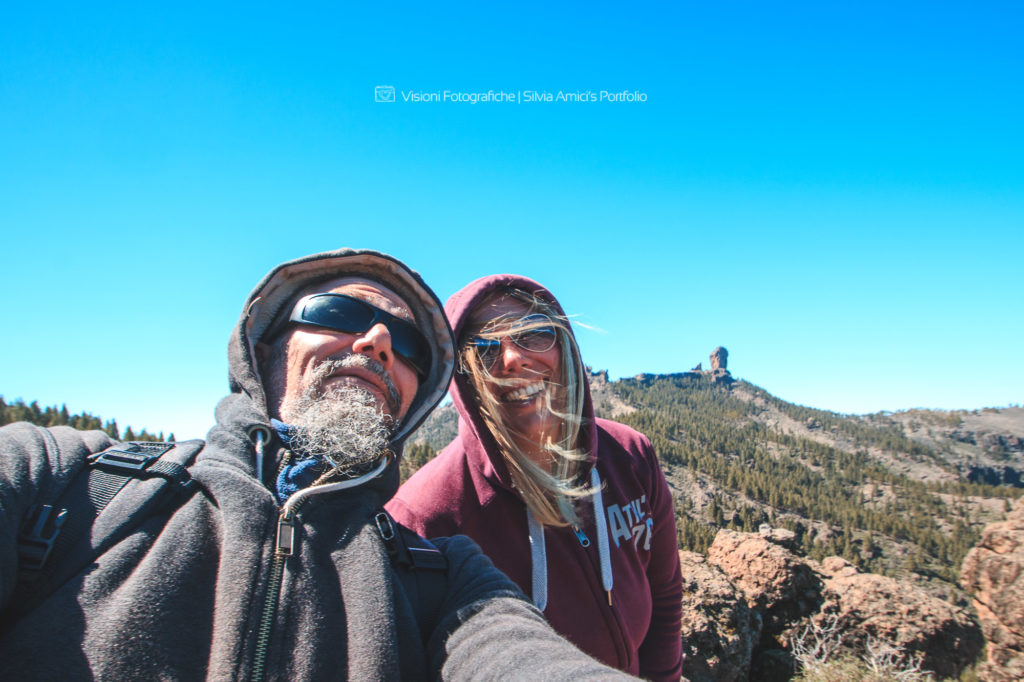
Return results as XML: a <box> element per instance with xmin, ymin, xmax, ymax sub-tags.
<box><xmin>0</xmin><ymin>249</ymin><xmax>634</xmax><ymax>680</ymax></box>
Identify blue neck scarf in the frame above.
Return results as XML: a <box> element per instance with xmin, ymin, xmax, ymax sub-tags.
<box><xmin>271</xmin><ymin>419</ymin><xmax>330</xmax><ymax>505</ymax></box>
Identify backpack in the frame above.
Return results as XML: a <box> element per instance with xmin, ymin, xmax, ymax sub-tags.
<box><xmin>373</xmin><ymin>508</ymin><xmax>449</xmax><ymax>636</ymax></box>
<box><xmin>7</xmin><ymin>436</ymin><xmax>204</xmax><ymax>627</ymax></box>
<box><xmin>7</xmin><ymin>431</ymin><xmax>449</xmax><ymax>639</ymax></box>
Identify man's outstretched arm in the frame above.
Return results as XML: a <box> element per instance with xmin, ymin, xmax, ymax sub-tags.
<box><xmin>429</xmin><ymin>535</ymin><xmax>641</xmax><ymax>682</ymax></box>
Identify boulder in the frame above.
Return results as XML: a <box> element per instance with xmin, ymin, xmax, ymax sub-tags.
<box><xmin>678</xmin><ymin>551</ymin><xmax>758</xmax><ymax>681</ymax></box>
<box><xmin>704</xmin><ymin>530</ymin><xmax>984</xmax><ymax>680</ymax></box>
<box><xmin>707</xmin><ymin>530</ymin><xmax>822</xmax><ymax>637</ymax></box>
<box><xmin>810</xmin><ymin>557</ymin><xmax>983</xmax><ymax>679</ymax></box>
<box><xmin>961</xmin><ymin>501</ymin><xmax>1024</xmax><ymax>681</ymax></box>
<box><xmin>710</xmin><ymin>347</ymin><xmax>728</xmax><ymax>371</ymax></box>
<box><xmin>758</xmin><ymin>524</ymin><xmax>798</xmax><ymax>550</ymax></box>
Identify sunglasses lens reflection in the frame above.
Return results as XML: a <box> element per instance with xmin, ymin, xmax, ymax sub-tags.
<box><xmin>303</xmin><ymin>297</ymin><xmax>374</xmax><ymax>333</ymax></box>
<box><xmin>473</xmin><ymin>339</ymin><xmax>502</xmax><ymax>367</ymax></box>
<box><xmin>471</xmin><ymin>315</ymin><xmax>557</xmax><ymax>368</ymax></box>
<box><xmin>300</xmin><ymin>296</ymin><xmax>430</xmax><ymax>376</ymax></box>
<box><xmin>515</xmin><ymin>328</ymin><xmax>556</xmax><ymax>352</ymax></box>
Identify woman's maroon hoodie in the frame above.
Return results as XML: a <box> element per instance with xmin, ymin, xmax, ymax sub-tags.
<box><xmin>387</xmin><ymin>275</ymin><xmax>683</xmax><ymax>681</ymax></box>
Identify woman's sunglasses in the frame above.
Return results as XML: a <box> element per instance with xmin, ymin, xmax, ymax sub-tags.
<box><xmin>468</xmin><ymin>314</ymin><xmax>558</xmax><ymax>369</ymax></box>
<box><xmin>282</xmin><ymin>293</ymin><xmax>431</xmax><ymax>377</ymax></box>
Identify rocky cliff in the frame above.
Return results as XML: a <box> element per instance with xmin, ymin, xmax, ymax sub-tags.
<box><xmin>683</xmin><ymin>528</ymin><xmax>983</xmax><ymax>681</ymax></box>
<box><xmin>961</xmin><ymin>501</ymin><xmax>1024</xmax><ymax>681</ymax></box>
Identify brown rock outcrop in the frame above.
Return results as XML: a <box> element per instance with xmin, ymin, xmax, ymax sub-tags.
<box><xmin>707</xmin><ymin>530</ymin><xmax>822</xmax><ymax>637</ymax></box>
<box><xmin>811</xmin><ymin>557</ymin><xmax>983</xmax><ymax>679</ymax></box>
<box><xmin>758</xmin><ymin>523</ymin><xmax>798</xmax><ymax>550</ymax></box>
<box><xmin>690</xmin><ymin>530</ymin><xmax>983</xmax><ymax>680</ymax></box>
<box><xmin>961</xmin><ymin>501</ymin><xmax>1024</xmax><ymax>681</ymax></box>
<box><xmin>710</xmin><ymin>346</ymin><xmax>728</xmax><ymax>371</ymax></box>
<box><xmin>709</xmin><ymin>368</ymin><xmax>733</xmax><ymax>385</ymax></box>
<box><xmin>678</xmin><ymin>551</ymin><xmax>758</xmax><ymax>682</ymax></box>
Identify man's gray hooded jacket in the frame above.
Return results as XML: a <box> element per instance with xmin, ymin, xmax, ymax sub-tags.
<box><xmin>0</xmin><ymin>249</ymin><xmax>631</xmax><ymax>680</ymax></box>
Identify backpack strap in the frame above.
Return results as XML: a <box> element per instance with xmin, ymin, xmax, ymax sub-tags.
<box><xmin>8</xmin><ymin>438</ymin><xmax>205</xmax><ymax>624</ymax></box>
<box><xmin>373</xmin><ymin>509</ymin><xmax>448</xmax><ymax>636</ymax></box>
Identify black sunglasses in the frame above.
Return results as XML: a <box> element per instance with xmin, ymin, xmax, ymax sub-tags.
<box><xmin>469</xmin><ymin>314</ymin><xmax>557</xmax><ymax>369</ymax></box>
<box><xmin>284</xmin><ymin>293</ymin><xmax>431</xmax><ymax>377</ymax></box>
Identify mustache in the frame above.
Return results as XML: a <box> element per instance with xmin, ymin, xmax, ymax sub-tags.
<box><xmin>308</xmin><ymin>354</ymin><xmax>402</xmax><ymax>416</ymax></box>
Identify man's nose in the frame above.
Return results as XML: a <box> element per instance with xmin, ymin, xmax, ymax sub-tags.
<box><xmin>351</xmin><ymin>323</ymin><xmax>394</xmax><ymax>369</ymax></box>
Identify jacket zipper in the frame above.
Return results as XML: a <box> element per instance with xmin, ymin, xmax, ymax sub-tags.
<box><xmin>572</xmin><ymin>525</ymin><xmax>591</xmax><ymax>547</ymax></box>
<box><xmin>251</xmin><ymin>502</ymin><xmax>304</xmax><ymax>681</ymax></box>
<box><xmin>248</xmin><ymin>452</ymin><xmax>390</xmax><ymax>680</ymax></box>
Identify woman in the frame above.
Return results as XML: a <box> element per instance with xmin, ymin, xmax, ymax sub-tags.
<box><xmin>388</xmin><ymin>275</ymin><xmax>682</xmax><ymax>680</ymax></box>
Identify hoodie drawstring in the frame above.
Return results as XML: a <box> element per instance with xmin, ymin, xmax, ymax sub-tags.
<box><xmin>254</xmin><ymin>430</ymin><xmax>266</xmax><ymax>485</ymax></box>
<box><xmin>590</xmin><ymin>467</ymin><xmax>614</xmax><ymax>605</ymax></box>
<box><xmin>527</xmin><ymin>509</ymin><xmax>548</xmax><ymax>610</ymax></box>
<box><xmin>527</xmin><ymin>466</ymin><xmax>614</xmax><ymax>611</ymax></box>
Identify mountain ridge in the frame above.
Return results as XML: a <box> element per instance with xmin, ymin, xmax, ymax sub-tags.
<box><xmin>409</xmin><ymin>368</ymin><xmax>1023</xmax><ymax>592</ymax></box>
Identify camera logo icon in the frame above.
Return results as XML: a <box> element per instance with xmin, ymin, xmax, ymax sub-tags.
<box><xmin>375</xmin><ymin>86</ymin><xmax>396</xmax><ymax>103</ymax></box>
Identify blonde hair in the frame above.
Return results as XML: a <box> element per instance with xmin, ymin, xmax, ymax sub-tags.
<box><xmin>460</xmin><ymin>288</ymin><xmax>590</xmax><ymax>527</ymax></box>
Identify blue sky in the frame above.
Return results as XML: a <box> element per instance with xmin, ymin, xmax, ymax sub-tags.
<box><xmin>2</xmin><ymin>2</ymin><xmax>1021</xmax><ymax>440</ymax></box>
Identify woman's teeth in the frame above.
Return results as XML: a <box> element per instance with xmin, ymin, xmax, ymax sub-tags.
<box><xmin>502</xmin><ymin>382</ymin><xmax>545</xmax><ymax>402</ymax></box>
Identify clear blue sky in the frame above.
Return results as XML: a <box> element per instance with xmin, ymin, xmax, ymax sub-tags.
<box><xmin>2</xmin><ymin>2</ymin><xmax>1021</xmax><ymax>440</ymax></box>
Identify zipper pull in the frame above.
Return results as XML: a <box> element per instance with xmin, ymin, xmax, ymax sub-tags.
<box><xmin>276</xmin><ymin>510</ymin><xmax>296</xmax><ymax>556</ymax></box>
<box><xmin>572</xmin><ymin>525</ymin><xmax>591</xmax><ymax>548</ymax></box>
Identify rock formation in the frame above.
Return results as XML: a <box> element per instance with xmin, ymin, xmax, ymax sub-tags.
<box><xmin>967</xmin><ymin>465</ymin><xmax>1023</xmax><ymax>488</ymax></box>
<box><xmin>708</xmin><ymin>530</ymin><xmax>822</xmax><ymax>638</ymax></box>
<box><xmin>758</xmin><ymin>523</ymin><xmax>798</xmax><ymax>550</ymax></box>
<box><xmin>961</xmin><ymin>501</ymin><xmax>1024</xmax><ymax>681</ymax></box>
<box><xmin>710</xmin><ymin>347</ymin><xmax>728</xmax><ymax>371</ymax></box>
<box><xmin>813</xmin><ymin>556</ymin><xmax>982</xmax><ymax>679</ymax></box>
<box><xmin>678</xmin><ymin>551</ymin><xmax>757</xmax><ymax>682</ymax></box>
<box><xmin>679</xmin><ymin>528</ymin><xmax>983</xmax><ymax>680</ymax></box>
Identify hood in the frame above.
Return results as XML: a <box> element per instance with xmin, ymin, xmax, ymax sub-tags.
<box><xmin>444</xmin><ymin>275</ymin><xmax>597</xmax><ymax>489</ymax></box>
<box><xmin>227</xmin><ymin>248</ymin><xmax>455</xmax><ymax>454</ymax></box>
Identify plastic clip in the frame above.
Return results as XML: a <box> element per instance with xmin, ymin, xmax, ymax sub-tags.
<box><xmin>92</xmin><ymin>450</ymin><xmax>157</xmax><ymax>473</ymax></box>
<box><xmin>374</xmin><ymin>511</ymin><xmax>396</xmax><ymax>542</ymax></box>
<box><xmin>18</xmin><ymin>505</ymin><xmax>68</xmax><ymax>572</ymax></box>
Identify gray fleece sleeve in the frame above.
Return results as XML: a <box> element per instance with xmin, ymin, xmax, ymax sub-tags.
<box><xmin>430</xmin><ymin>535</ymin><xmax>638</xmax><ymax>682</ymax></box>
<box><xmin>0</xmin><ymin>424</ymin><xmax>113</xmax><ymax>609</ymax></box>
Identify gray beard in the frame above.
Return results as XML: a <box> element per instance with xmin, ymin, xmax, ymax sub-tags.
<box><xmin>287</xmin><ymin>368</ymin><xmax>393</xmax><ymax>474</ymax></box>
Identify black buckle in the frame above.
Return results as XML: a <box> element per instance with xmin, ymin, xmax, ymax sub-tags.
<box><xmin>374</xmin><ymin>511</ymin><xmax>396</xmax><ymax>542</ymax></box>
<box><xmin>408</xmin><ymin>546</ymin><xmax>447</xmax><ymax>571</ymax></box>
<box><xmin>17</xmin><ymin>505</ymin><xmax>68</xmax><ymax>573</ymax></box>
<box><xmin>92</xmin><ymin>450</ymin><xmax>157</xmax><ymax>473</ymax></box>
<box><xmin>374</xmin><ymin>510</ymin><xmax>408</xmax><ymax>562</ymax></box>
